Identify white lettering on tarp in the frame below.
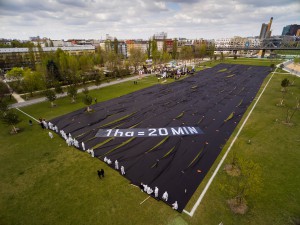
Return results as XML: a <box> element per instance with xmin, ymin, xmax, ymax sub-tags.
<box><xmin>95</xmin><ymin>127</ymin><xmax>203</xmax><ymax>138</ymax></box>
<box><xmin>125</xmin><ymin>131</ymin><xmax>134</xmax><ymax>137</ymax></box>
<box><xmin>171</xmin><ymin>127</ymin><xmax>184</xmax><ymax>135</ymax></box>
<box><xmin>183</xmin><ymin>127</ymin><xmax>189</xmax><ymax>134</ymax></box>
<box><xmin>114</xmin><ymin>129</ymin><xmax>123</xmax><ymax>137</ymax></box>
<box><xmin>158</xmin><ymin>128</ymin><xmax>168</xmax><ymax>136</ymax></box>
<box><xmin>149</xmin><ymin>128</ymin><xmax>157</xmax><ymax>136</ymax></box>
<box><xmin>188</xmin><ymin>127</ymin><xmax>198</xmax><ymax>134</ymax></box>
<box><xmin>106</xmin><ymin>129</ymin><xmax>113</xmax><ymax>136</ymax></box>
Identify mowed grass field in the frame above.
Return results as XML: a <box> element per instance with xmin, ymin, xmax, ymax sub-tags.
<box><xmin>1</xmin><ymin>59</ymin><xmax>299</xmax><ymax>225</ymax></box>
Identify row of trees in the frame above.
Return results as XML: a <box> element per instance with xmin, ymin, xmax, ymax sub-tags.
<box><xmin>4</xmin><ymin>39</ymin><xmax>216</xmax><ymax>97</ymax></box>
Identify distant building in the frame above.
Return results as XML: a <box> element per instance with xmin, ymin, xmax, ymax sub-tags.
<box><xmin>105</xmin><ymin>34</ymin><xmax>114</xmax><ymax>41</ymax></box>
<box><xmin>0</xmin><ymin>46</ymin><xmax>95</xmax><ymax>71</ymax></box>
<box><xmin>52</xmin><ymin>40</ymin><xmax>64</xmax><ymax>47</ymax></box>
<box><xmin>154</xmin><ymin>32</ymin><xmax>167</xmax><ymax>40</ymax></box>
<box><xmin>259</xmin><ymin>17</ymin><xmax>273</xmax><ymax>39</ymax></box>
<box><xmin>282</xmin><ymin>24</ymin><xmax>300</xmax><ymax>36</ymax></box>
<box><xmin>126</xmin><ymin>40</ymin><xmax>148</xmax><ymax>57</ymax></box>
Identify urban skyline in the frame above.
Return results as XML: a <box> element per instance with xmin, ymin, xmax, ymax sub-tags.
<box><xmin>0</xmin><ymin>0</ymin><xmax>299</xmax><ymax>40</ymax></box>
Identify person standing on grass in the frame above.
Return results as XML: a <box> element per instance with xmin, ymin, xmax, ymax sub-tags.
<box><xmin>154</xmin><ymin>187</ymin><xmax>159</xmax><ymax>198</ymax></box>
<box><xmin>48</xmin><ymin>131</ymin><xmax>53</xmax><ymax>139</ymax></box>
<box><xmin>162</xmin><ymin>191</ymin><xmax>168</xmax><ymax>201</ymax></box>
<box><xmin>100</xmin><ymin>169</ymin><xmax>104</xmax><ymax>178</ymax></box>
<box><xmin>172</xmin><ymin>201</ymin><xmax>178</xmax><ymax>210</ymax></box>
<box><xmin>97</xmin><ymin>170</ymin><xmax>102</xmax><ymax>179</ymax></box>
<box><xmin>115</xmin><ymin>160</ymin><xmax>119</xmax><ymax>170</ymax></box>
<box><xmin>120</xmin><ymin>166</ymin><xmax>125</xmax><ymax>175</ymax></box>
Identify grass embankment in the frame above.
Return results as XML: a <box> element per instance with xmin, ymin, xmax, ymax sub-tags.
<box><xmin>198</xmin><ymin>58</ymin><xmax>284</xmax><ymax>68</ymax></box>
<box><xmin>0</xmin><ymin>61</ymin><xmax>299</xmax><ymax>225</ymax></box>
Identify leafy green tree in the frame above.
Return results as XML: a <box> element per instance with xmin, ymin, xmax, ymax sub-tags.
<box><xmin>220</xmin><ymin>52</ymin><xmax>224</xmax><ymax>61</ymax></box>
<box><xmin>207</xmin><ymin>44</ymin><xmax>215</xmax><ymax>60</ymax></box>
<box><xmin>59</xmin><ymin>51</ymin><xmax>69</xmax><ymax>76</ymax></box>
<box><xmin>28</xmin><ymin>46</ymin><xmax>36</xmax><ymax>70</ymax></box>
<box><xmin>1</xmin><ymin>109</ymin><xmax>21</xmax><ymax>134</ymax></box>
<box><xmin>67</xmin><ymin>85</ymin><xmax>78</xmax><ymax>103</ymax></box>
<box><xmin>179</xmin><ymin>46</ymin><xmax>193</xmax><ymax>62</ymax></box>
<box><xmin>281</xmin><ymin>78</ymin><xmax>290</xmax><ymax>92</ymax></box>
<box><xmin>67</xmin><ymin>55</ymin><xmax>79</xmax><ymax>83</ymax></box>
<box><xmin>79</xmin><ymin>54</ymin><xmax>94</xmax><ymax>73</ymax></box>
<box><xmin>106</xmin><ymin>51</ymin><xmax>119</xmax><ymax>72</ymax></box>
<box><xmin>22</xmin><ymin>69</ymin><xmax>45</xmax><ymax>96</ymax></box>
<box><xmin>223</xmin><ymin>158</ymin><xmax>262</xmax><ymax>213</ymax></box>
<box><xmin>0</xmin><ymin>81</ymin><xmax>10</xmax><ymax>102</ymax></box>
<box><xmin>199</xmin><ymin>44</ymin><xmax>206</xmax><ymax>60</ymax></box>
<box><xmin>151</xmin><ymin>39</ymin><xmax>160</xmax><ymax>64</ymax></box>
<box><xmin>163</xmin><ymin>39</ymin><xmax>167</xmax><ymax>53</ymax></box>
<box><xmin>94</xmin><ymin>70</ymin><xmax>103</xmax><ymax>86</ymax></box>
<box><xmin>172</xmin><ymin>39</ymin><xmax>178</xmax><ymax>60</ymax></box>
<box><xmin>161</xmin><ymin>52</ymin><xmax>172</xmax><ymax>64</ymax></box>
<box><xmin>44</xmin><ymin>89</ymin><xmax>56</xmax><ymax>107</ymax></box>
<box><xmin>129</xmin><ymin>48</ymin><xmax>146</xmax><ymax>73</ymax></box>
<box><xmin>46</xmin><ymin>59</ymin><xmax>61</xmax><ymax>86</ymax></box>
<box><xmin>0</xmin><ymin>100</ymin><xmax>9</xmax><ymax>114</ymax></box>
<box><xmin>54</xmin><ymin>82</ymin><xmax>64</xmax><ymax>94</ymax></box>
<box><xmin>82</xmin><ymin>95</ymin><xmax>93</xmax><ymax>112</ymax></box>
<box><xmin>95</xmin><ymin>47</ymin><xmax>105</xmax><ymax>66</ymax></box>
<box><xmin>82</xmin><ymin>86</ymin><xmax>89</xmax><ymax>95</ymax></box>
<box><xmin>147</xmin><ymin>39</ymin><xmax>152</xmax><ymax>59</ymax></box>
<box><xmin>6</xmin><ymin>67</ymin><xmax>24</xmax><ymax>81</ymax></box>
<box><xmin>113</xmin><ymin>38</ymin><xmax>119</xmax><ymax>54</ymax></box>
<box><xmin>6</xmin><ymin>67</ymin><xmax>24</xmax><ymax>91</ymax></box>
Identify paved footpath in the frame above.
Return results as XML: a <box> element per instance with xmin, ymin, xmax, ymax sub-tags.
<box><xmin>282</xmin><ymin>60</ymin><xmax>300</xmax><ymax>77</ymax></box>
<box><xmin>10</xmin><ymin>74</ymin><xmax>152</xmax><ymax>109</ymax></box>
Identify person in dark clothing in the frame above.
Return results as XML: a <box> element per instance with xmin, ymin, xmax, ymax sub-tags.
<box><xmin>139</xmin><ymin>182</ymin><xmax>144</xmax><ymax>191</ymax></box>
<box><xmin>39</xmin><ymin>118</ymin><xmax>44</xmax><ymax>129</ymax></box>
<box><xmin>100</xmin><ymin>169</ymin><xmax>104</xmax><ymax>178</ymax></box>
<box><xmin>29</xmin><ymin>120</ymin><xmax>32</xmax><ymax>126</ymax></box>
<box><xmin>97</xmin><ymin>170</ymin><xmax>102</xmax><ymax>179</ymax></box>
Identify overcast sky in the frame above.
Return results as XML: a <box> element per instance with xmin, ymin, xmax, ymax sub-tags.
<box><xmin>0</xmin><ymin>0</ymin><xmax>299</xmax><ymax>40</ymax></box>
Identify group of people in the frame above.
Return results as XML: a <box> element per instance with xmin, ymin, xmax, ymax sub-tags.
<box><xmin>97</xmin><ymin>169</ymin><xmax>105</xmax><ymax>179</ymax></box>
<box><xmin>41</xmin><ymin>118</ymin><xmax>95</xmax><ymax>158</ymax></box>
<box><xmin>103</xmin><ymin>157</ymin><xmax>126</xmax><ymax>176</ymax></box>
<box><xmin>41</xmin><ymin>118</ymin><xmax>179</xmax><ymax>210</ymax></box>
<box><xmin>153</xmin><ymin>65</ymin><xmax>195</xmax><ymax>80</ymax></box>
<box><xmin>139</xmin><ymin>183</ymin><xmax>178</xmax><ymax>210</ymax></box>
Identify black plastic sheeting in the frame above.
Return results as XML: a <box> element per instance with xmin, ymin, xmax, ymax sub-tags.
<box><xmin>50</xmin><ymin>64</ymin><xmax>270</xmax><ymax>212</ymax></box>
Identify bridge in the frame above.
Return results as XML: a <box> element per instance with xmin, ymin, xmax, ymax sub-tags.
<box><xmin>216</xmin><ymin>46</ymin><xmax>300</xmax><ymax>51</ymax></box>
<box><xmin>215</xmin><ymin>37</ymin><xmax>300</xmax><ymax>53</ymax></box>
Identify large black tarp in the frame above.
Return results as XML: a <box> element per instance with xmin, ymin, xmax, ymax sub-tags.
<box><xmin>50</xmin><ymin>64</ymin><xmax>270</xmax><ymax>211</ymax></box>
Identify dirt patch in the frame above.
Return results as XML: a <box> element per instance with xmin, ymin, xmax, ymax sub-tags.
<box><xmin>227</xmin><ymin>198</ymin><xmax>248</xmax><ymax>214</ymax></box>
<box><xmin>286</xmin><ymin>63</ymin><xmax>300</xmax><ymax>73</ymax></box>
<box><xmin>224</xmin><ymin>164</ymin><xmax>241</xmax><ymax>176</ymax></box>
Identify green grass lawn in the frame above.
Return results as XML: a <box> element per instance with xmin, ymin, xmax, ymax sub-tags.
<box><xmin>1</xmin><ymin>62</ymin><xmax>299</xmax><ymax>225</ymax></box>
<box><xmin>200</xmin><ymin>58</ymin><xmax>284</xmax><ymax>68</ymax></box>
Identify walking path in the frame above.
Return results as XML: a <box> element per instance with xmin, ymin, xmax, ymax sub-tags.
<box><xmin>12</xmin><ymin>93</ymin><xmax>25</xmax><ymax>103</ymax></box>
<box><xmin>10</xmin><ymin>74</ymin><xmax>152</xmax><ymax>108</ymax></box>
<box><xmin>282</xmin><ymin>60</ymin><xmax>300</xmax><ymax>77</ymax></box>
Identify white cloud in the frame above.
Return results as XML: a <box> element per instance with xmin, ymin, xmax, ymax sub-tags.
<box><xmin>0</xmin><ymin>0</ymin><xmax>299</xmax><ymax>40</ymax></box>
